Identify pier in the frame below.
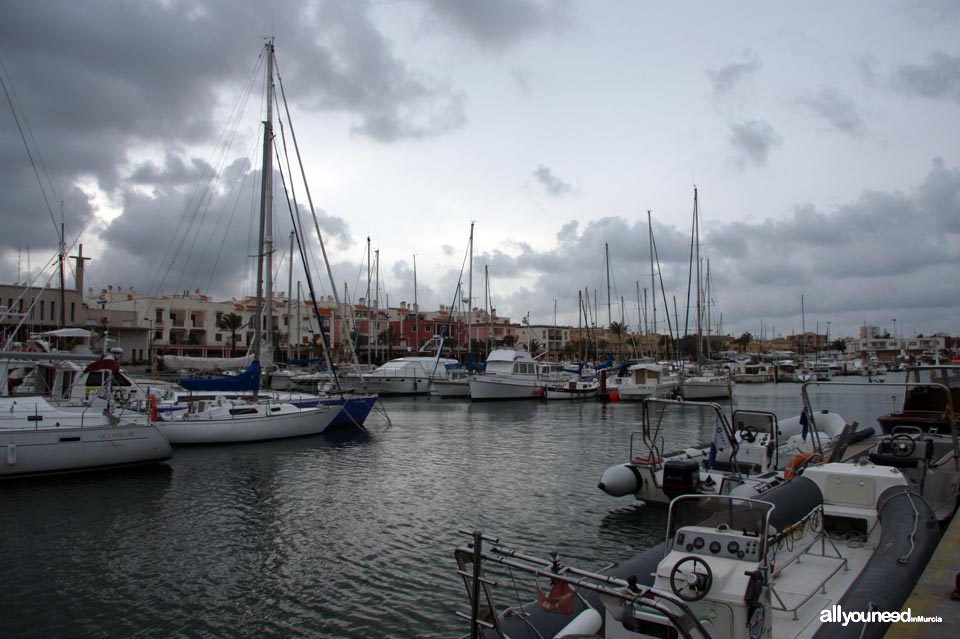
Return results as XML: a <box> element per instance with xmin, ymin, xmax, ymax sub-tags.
<box><xmin>885</xmin><ymin>510</ymin><xmax>960</xmax><ymax>637</ymax></box>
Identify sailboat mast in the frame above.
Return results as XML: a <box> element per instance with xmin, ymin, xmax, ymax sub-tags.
<box><xmin>413</xmin><ymin>254</ymin><xmax>419</xmax><ymax>351</ymax></box>
<box><xmin>468</xmin><ymin>222</ymin><xmax>474</xmax><ymax>361</ymax></box>
<box><xmin>605</xmin><ymin>242</ymin><xmax>611</xmax><ymax>328</ymax></box>
<box><xmin>694</xmin><ymin>188</ymin><xmax>703</xmax><ymax>362</ymax></box>
<box><xmin>254</xmin><ymin>39</ymin><xmax>275</xmax><ymax>396</ymax></box>
<box><xmin>287</xmin><ymin>230</ymin><xmax>294</xmax><ymax>361</ymax></box>
<box><xmin>366</xmin><ymin>238</ymin><xmax>372</xmax><ymax>366</ymax></box>
<box><xmin>648</xmin><ymin>210</ymin><xmax>657</xmax><ymax>360</ymax></box>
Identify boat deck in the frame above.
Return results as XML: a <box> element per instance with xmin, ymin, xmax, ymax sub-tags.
<box><xmin>884</xmin><ymin>511</ymin><xmax>960</xmax><ymax>637</ymax></box>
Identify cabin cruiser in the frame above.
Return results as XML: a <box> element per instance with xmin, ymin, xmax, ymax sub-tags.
<box><xmin>468</xmin><ymin>348</ymin><xmax>571</xmax><ymax>401</ymax></box>
<box><xmin>356</xmin><ymin>356</ymin><xmax>460</xmax><ymax>396</ymax></box>
<box><xmin>456</xmin><ymin>461</ymin><xmax>940</xmax><ymax>639</ymax></box>
<box><xmin>614</xmin><ymin>363</ymin><xmax>677</xmax><ymax>401</ymax></box>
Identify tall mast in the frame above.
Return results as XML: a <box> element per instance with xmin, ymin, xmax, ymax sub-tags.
<box><xmin>413</xmin><ymin>254</ymin><xmax>419</xmax><ymax>351</ymax></box>
<box><xmin>648</xmin><ymin>210</ymin><xmax>657</xmax><ymax>360</ymax></box>
<box><xmin>694</xmin><ymin>187</ymin><xmax>703</xmax><ymax>362</ymax></box>
<box><xmin>254</xmin><ymin>39</ymin><xmax>275</xmax><ymax>396</ymax></box>
<box><xmin>366</xmin><ymin>237</ymin><xmax>372</xmax><ymax>366</ymax></box>
<box><xmin>287</xmin><ymin>230</ymin><xmax>294</xmax><ymax>361</ymax></box>
<box><xmin>605</xmin><ymin>242</ymin><xmax>611</xmax><ymax>327</ymax></box>
<box><xmin>468</xmin><ymin>222</ymin><xmax>474</xmax><ymax>360</ymax></box>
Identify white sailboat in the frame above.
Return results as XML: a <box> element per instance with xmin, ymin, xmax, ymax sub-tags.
<box><xmin>153</xmin><ymin>41</ymin><xmax>337</xmax><ymax>444</ymax></box>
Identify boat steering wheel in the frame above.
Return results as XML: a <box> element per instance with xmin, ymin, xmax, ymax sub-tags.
<box><xmin>669</xmin><ymin>556</ymin><xmax>713</xmax><ymax>602</ymax></box>
<box><xmin>890</xmin><ymin>433</ymin><xmax>916</xmax><ymax>458</ymax></box>
<box><xmin>739</xmin><ymin>425</ymin><xmax>758</xmax><ymax>443</ymax></box>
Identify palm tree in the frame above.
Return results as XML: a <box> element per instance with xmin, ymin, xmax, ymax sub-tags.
<box><xmin>217</xmin><ymin>312</ymin><xmax>244</xmax><ymax>357</ymax></box>
<box><xmin>609</xmin><ymin>321</ymin><xmax>628</xmax><ymax>360</ymax></box>
<box><xmin>378</xmin><ymin>326</ymin><xmax>399</xmax><ymax>361</ymax></box>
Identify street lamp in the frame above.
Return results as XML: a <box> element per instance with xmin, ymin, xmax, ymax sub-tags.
<box><xmin>892</xmin><ymin>318</ymin><xmax>896</xmax><ymax>341</ymax></box>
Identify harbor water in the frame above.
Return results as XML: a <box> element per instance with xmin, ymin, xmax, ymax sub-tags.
<box><xmin>0</xmin><ymin>379</ymin><xmax>907</xmax><ymax>638</ymax></box>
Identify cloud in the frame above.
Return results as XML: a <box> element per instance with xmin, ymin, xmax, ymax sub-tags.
<box><xmin>727</xmin><ymin>120</ymin><xmax>782</xmax><ymax>169</ymax></box>
<box><xmin>464</xmin><ymin>160</ymin><xmax>960</xmax><ymax>338</ymax></box>
<box><xmin>531</xmin><ymin>165</ymin><xmax>575</xmax><ymax>197</ymax></box>
<box><xmin>419</xmin><ymin>0</ymin><xmax>573</xmax><ymax>50</ymax></box>
<box><xmin>706</xmin><ymin>51</ymin><xmax>761</xmax><ymax>100</ymax></box>
<box><xmin>798</xmin><ymin>87</ymin><xmax>866</xmax><ymax>136</ymax></box>
<box><xmin>891</xmin><ymin>51</ymin><xmax>960</xmax><ymax>103</ymax></box>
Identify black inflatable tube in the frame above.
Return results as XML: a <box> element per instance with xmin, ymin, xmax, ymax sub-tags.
<box><xmin>812</xmin><ymin>485</ymin><xmax>940</xmax><ymax>639</ymax></box>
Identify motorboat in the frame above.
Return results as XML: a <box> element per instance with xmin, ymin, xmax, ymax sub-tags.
<box><xmin>615</xmin><ymin>363</ymin><xmax>677</xmax><ymax>401</ymax></box>
<box><xmin>875</xmin><ymin>364</ymin><xmax>960</xmax><ymax>435</ymax></box>
<box><xmin>678</xmin><ymin>370</ymin><xmax>732</xmax><ymax>400</ymax></box>
<box><xmin>734</xmin><ymin>362</ymin><xmax>774</xmax><ymax>384</ymax></box>
<box><xmin>357</xmin><ymin>356</ymin><xmax>460</xmax><ymax>396</ymax></box>
<box><xmin>456</xmin><ymin>460</ymin><xmax>941</xmax><ymax>639</ymax></box>
<box><xmin>429</xmin><ymin>368</ymin><xmax>471</xmax><ymax>398</ymax></box>
<box><xmin>545</xmin><ymin>378</ymin><xmax>600</xmax><ymax>401</ymax></box>
<box><xmin>597</xmin><ymin>397</ymin><xmax>870</xmax><ymax>509</ymax></box>
<box><xmin>468</xmin><ymin>348</ymin><xmax>571</xmax><ymax>401</ymax></box>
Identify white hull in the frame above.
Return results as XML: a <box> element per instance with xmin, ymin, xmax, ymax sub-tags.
<box><xmin>156</xmin><ymin>403</ymin><xmax>337</xmax><ymax>444</ymax></box>
<box><xmin>0</xmin><ymin>396</ymin><xmax>172</xmax><ymax>478</ymax></box>
<box><xmin>616</xmin><ymin>382</ymin><xmax>675</xmax><ymax>401</ymax></box>
<box><xmin>545</xmin><ymin>380</ymin><xmax>599</xmax><ymax>401</ymax></box>
<box><xmin>429</xmin><ymin>379</ymin><xmax>471</xmax><ymax>398</ymax></box>
<box><xmin>678</xmin><ymin>377</ymin><xmax>730</xmax><ymax>400</ymax></box>
<box><xmin>469</xmin><ymin>375</ymin><xmax>545</xmax><ymax>400</ymax></box>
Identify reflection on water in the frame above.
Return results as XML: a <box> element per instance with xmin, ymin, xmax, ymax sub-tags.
<box><xmin>0</xmin><ymin>383</ymin><xmax>901</xmax><ymax>638</ymax></box>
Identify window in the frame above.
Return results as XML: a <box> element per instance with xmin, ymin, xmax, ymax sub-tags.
<box><xmin>71</xmin><ymin>302</ymin><xmax>76</xmax><ymax>322</ymax></box>
<box><xmin>40</xmin><ymin>301</ymin><xmax>45</xmax><ymax>320</ymax></box>
<box><xmin>156</xmin><ymin>308</ymin><xmax>163</xmax><ymax>322</ymax></box>
<box><xmin>50</xmin><ymin>301</ymin><xmax>55</xmax><ymax>322</ymax></box>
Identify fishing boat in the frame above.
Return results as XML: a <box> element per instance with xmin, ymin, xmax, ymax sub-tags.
<box><xmin>468</xmin><ymin>348</ymin><xmax>571</xmax><ymax>401</ymax></box>
<box><xmin>597</xmin><ymin>397</ymin><xmax>872</xmax><ymax>509</ymax></box>
<box><xmin>429</xmin><ymin>367</ymin><xmax>472</xmax><ymax>398</ymax></box>
<box><xmin>456</xmin><ymin>459</ymin><xmax>941</xmax><ymax>639</ymax></box>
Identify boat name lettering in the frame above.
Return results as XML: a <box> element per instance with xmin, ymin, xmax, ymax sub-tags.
<box><xmin>97</xmin><ymin>431</ymin><xmax>137</xmax><ymax>441</ymax></box>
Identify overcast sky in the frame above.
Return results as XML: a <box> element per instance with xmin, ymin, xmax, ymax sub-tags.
<box><xmin>2</xmin><ymin>0</ymin><xmax>959</xmax><ymax>341</ymax></box>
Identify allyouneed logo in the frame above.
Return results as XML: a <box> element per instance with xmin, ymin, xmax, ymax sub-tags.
<box><xmin>820</xmin><ymin>605</ymin><xmax>943</xmax><ymax>626</ymax></box>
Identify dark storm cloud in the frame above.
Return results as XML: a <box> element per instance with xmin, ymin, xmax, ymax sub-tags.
<box><xmin>798</xmin><ymin>87</ymin><xmax>866</xmax><ymax>137</ymax></box>
<box><xmin>419</xmin><ymin>0</ymin><xmax>572</xmax><ymax>50</ymax></box>
<box><xmin>891</xmin><ymin>51</ymin><xmax>960</xmax><ymax>103</ymax></box>
<box><xmin>0</xmin><ymin>0</ymin><xmax>468</xmax><ymax>265</ymax></box>
<box><xmin>707</xmin><ymin>52</ymin><xmax>761</xmax><ymax>99</ymax></box>
<box><xmin>727</xmin><ymin>119</ymin><xmax>782</xmax><ymax>169</ymax></box>
<box><xmin>531</xmin><ymin>165</ymin><xmax>575</xmax><ymax>197</ymax></box>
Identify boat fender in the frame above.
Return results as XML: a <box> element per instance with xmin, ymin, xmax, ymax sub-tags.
<box><xmin>784</xmin><ymin>452</ymin><xmax>822</xmax><ymax>480</ymax></box>
<box><xmin>6</xmin><ymin>443</ymin><xmax>15</xmax><ymax>465</ymax></box>
<box><xmin>149</xmin><ymin>394</ymin><xmax>159</xmax><ymax>422</ymax></box>
<box><xmin>552</xmin><ymin>607</ymin><xmax>602</xmax><ymax>638</ymax></box>
<box><xmin>598</xmin><ymin>464</ymin><xmax>643</xmax><ymax>497</ymax></box>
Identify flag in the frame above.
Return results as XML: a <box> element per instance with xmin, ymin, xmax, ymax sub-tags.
<box><xmin>708</xmin><ymin>422</ymin><xmax>732</xmax><ymax>469</ymax></box>
<box><xmin>800</xmin><ymin>409</ymin><xmax>809</xmax><ymax>441</ymax></box>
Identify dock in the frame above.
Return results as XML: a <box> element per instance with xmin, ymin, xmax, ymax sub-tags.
<box><xmin>885</xmin><ymin>510</ymin><xmax>960</xmax><ymax>637</ymax></box>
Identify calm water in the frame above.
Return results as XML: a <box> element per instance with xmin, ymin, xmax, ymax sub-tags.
<box><xmin>0</xmin><ymin>378</ymin><xmax>907</xmax><ymax>638</ymax></box>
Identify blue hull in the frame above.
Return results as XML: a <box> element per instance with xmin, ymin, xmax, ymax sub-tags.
<box><xmin>286</xmin><ymin>394</ymin><xmax>377</xmax><ymax>426</ymax></box>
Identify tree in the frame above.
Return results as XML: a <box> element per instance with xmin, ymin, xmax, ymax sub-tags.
<box><xmin>378</xmin><ymin>326</ymin><xmax>399</xmax><ymax>360</ymax></box>
<box><xmin>830</xmin><ymin>339</ymin><xmax>847</xmax><ymax>353</ymax></box>
<box><xmin>217</xmin><ymin>312</ymin><xmax>244</xmax><ymax>357</ymax></box>
<box><xmin>528</xmin><ymin>337</ymin><xmax>543</xmax><ymax>356</ymax></box>
<box><xmin>609</xmin><ymin>321</ymin><xmax>628</xmax><ymax>358</ymax></box>
<box><xmin>734</xmin><ymin>332</ymin><xmax>753</xmax><ymax>352</ymax></box>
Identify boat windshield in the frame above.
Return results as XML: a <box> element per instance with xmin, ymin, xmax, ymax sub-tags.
<box><xmin>666</xmin><ymin>495</ymin><xmax>773</xmax><ymax>553</ymax></box>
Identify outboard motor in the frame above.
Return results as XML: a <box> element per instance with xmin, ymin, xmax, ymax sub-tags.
<box><xmin>662</xmin><ymin>459</ymin><xmax>701</xmax><ymax>500</ymax></box>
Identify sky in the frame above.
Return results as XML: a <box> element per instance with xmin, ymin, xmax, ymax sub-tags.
<box><xmin>1</xmin><ymin>0</ymin><xmax>959</xmax><ymax>341</ymax></box>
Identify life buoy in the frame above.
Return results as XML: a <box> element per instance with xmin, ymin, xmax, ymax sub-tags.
<box><xmin>149</xmin><ymin>394</ymin><xmax>159</xmax><ymax>422</ymax></box>
<box><xmin>784</xmin><ymin>452</ymin><xmax>822</xmax><ymax>480</ymax></box>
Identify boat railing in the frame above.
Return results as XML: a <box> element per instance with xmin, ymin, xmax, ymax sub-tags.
<box><xmin>766</xmin><ymin>505</ymin><xmax>848</xmax><ymax>621</ymax></box>
<box><xmin>801</xmin><ymin>380</ymin><xmax>958</xmax><ymax>474</ymax></box>
<box><xmin>641</xmin><ymin>397</ymin><xmax>741</xmax><ymax>473</ymax></box>
<box><xmin>454</xmin><ymin>530</ymin><xmax>713</xmax><ymax>639</ymax></box>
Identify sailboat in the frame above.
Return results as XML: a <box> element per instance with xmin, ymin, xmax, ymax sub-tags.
<box><xmin>153</xmin><ymin>41</ymin><xmax>337</xmax><ymax>444</ymax></box>
<box><xmin>679</xmin><ymin>187</ymin><xmax>732</xmax><ymax>401</ymax></box>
